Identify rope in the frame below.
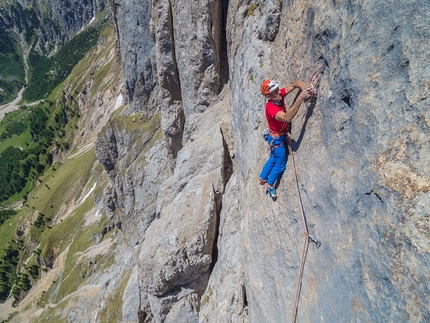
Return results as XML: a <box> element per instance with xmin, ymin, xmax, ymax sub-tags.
<box><xmin>287</xmin><ymin>133</ymin><xmax>309</xmax><ymax>323</ymax></box>
<box><xmin>287</xmin><ymin>133</ymin><xmax>322</xmax><ymax>323</ymax></box>
<box><xmin>270</xmin><ymin>64</ymin><xmax>326</xmax><ymax>322</ymax></box>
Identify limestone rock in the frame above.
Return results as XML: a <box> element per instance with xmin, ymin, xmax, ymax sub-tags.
<box><xmin>150</xmin><ymin>0</ymin><xmax>185</xmax><ymax>164</ymax></box>
<box><xmin>122</xmin><ymin>266</ymin><xmax>141</xmax><ymax>323</ymax></box>
<box><xmin>139</xmin><ymin>176</ymin><xmax>217</xmax><ymax>296</ymax></box>
<box><xmin>94</xmin><ymin>120</ymin><xmax>119</xmax><ymax>172</ymax></box>
<box><xmin>199</xmin><ymin>174</ymin><xmax>248</xmax><ymax>323</ymax></box>
<box><xmin>95</xmin><ymin>112</ymin><xmax>170</xmax><ymax>246</ymax></box>
<box><xmin>227</xmin><ymin>0</ymin><xmax>430</xmax><ymax>322</ymax></box>
<box><xmin>1</xmin><ymin>0</ymin><xmax>104</xmax><ymax>53</ymax></box>
<box><xmin>150</xmin><ymin>0</ymin><xmax>228</xmax><ymax>165</ymax></box>
<box><xmin>137</xmin><ymin>98</ymin><xmax>233</xmax><ymax>320</ymax></box>
<box><xmin>98</xmin><ymin>0</ymin><xmax>430</xmax><ymax>321</ymax></box>
<box><xmin>111</xmin><ymin>0</ymin><xmax>158</xmax><ymax>111</ymax></box>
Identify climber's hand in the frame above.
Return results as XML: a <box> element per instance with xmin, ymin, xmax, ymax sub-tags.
<box><xmin>299</xmin><ymin>85</ymin><xmax>313</xmax><ymax>100</ymax></box>
<box><xmin>309</xmin><ymin>84</ymin><xmax>318</xmax><ymax>97</ymax></box>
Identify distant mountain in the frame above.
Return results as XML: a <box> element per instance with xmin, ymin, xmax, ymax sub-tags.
<box><xmin>0</xmin><ymin>0</ymin><xmax>105</xmax><ymax>104</ymax></box>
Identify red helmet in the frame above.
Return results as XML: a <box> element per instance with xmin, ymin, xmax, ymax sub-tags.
<box><xmin>261</xmin><ymin>80</ymin><xmax>279</xmax><ymax>95</ymax></box>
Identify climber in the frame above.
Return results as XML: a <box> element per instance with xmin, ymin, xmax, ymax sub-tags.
<box><xmin>259</xmin><ymin>79</ymin><xmax>312</xmax><ymax>198</ymax></box>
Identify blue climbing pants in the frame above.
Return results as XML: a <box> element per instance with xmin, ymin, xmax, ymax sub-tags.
<box><xmin>260</xmin><ymin>134</ymin><xmax>287</xmax><ymax>186</ymax></box>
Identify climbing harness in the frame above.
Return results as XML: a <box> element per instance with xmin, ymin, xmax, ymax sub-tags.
<box><xmin>263</xmin><ymin>128</ymin><xmax>288</xmax><ymax>153</ymax></box>
<box><xmin>287</xmin><ymin>133</ymin><xmax>321</xmax><ymax>323</ymax></box>
<box><xmin>268</xmin><ymin>129</ymin><xmax>288</xmax><ymax>152</ymax></box>
<box><xmin>262</xmin><ymin>128</ymin><xmax>270</xmax><ymax>141</ymax></box>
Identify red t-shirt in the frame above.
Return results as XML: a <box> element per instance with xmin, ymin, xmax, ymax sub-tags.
<box><xmin>265</xmin><ymin>88</ymin><xmax>288</xmax><ymax>133</ymax></box>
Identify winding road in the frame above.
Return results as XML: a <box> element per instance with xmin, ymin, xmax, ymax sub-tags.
<box><xmin>0</xmin><ymin>30</ymin><xmax>32</xmax><ymax>122</ymax></box>
<box><xmin>0</xmin><ymin>88</ymin><xmax>44</xmax><ymax>121</ymax></box>
<box><xmin>0</xmin><ymin>87</ymin><xmax>25</xmax><ymax>121</ymax></box>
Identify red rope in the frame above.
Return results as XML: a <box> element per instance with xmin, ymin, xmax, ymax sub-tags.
<box><xmin>288</xmin><ymin>64</ymin><xmax>325</xmax><ymax>321</ymax></box>
<box><xmin>287</xmin><ymin>133</ymin><xmax>310</xmax><ymax>323</ymax></box>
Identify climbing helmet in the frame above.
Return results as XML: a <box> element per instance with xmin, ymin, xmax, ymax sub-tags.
<box><xmin>261</xmin><ymin>80</ymin><xmax>279</xmax><ymax>95</ymax></box>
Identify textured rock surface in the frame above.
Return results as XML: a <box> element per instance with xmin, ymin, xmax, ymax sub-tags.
<box><xmin>226</xmin><ymin>1</ymin><xmax>430</xmax><ymax>322</ymax></box>
<box><xmin>95</xmin><ymin>112</ymin><xmax>170</xmax><ymax>247</ymax></box>
<box><xmin>2</xmin><ymin>0</ymin><xmax>428</xmax><ymax>322</ymax></box>
<box><xmin>111</xmin><ymin>0</ymin><xmax>157</xmax><ymax>111</ymax></box>
<box><xmin>150</xmin><ymin>0</ymin><xmax>228</xmax><ymax>164</ymax></box>
<box><xmin>198</xmin><ymin>174</ymin><xmax>248</xmax><ymax>323</ymax></box>
<box><xmin>48</xmin><ymin>0</ymin><xmax>105</xmax><ymax>35</ymax></box>
<box><xmin>102</xmin><ymin>0</ymin><xmax>430</xmax><ymax>322</ymax></box>
<box><xmin>136</xmin><ymin>94</ymin><xmax>233</xmax><ymax>322</ymax></box>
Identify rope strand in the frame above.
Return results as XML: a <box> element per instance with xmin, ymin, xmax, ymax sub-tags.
<box><xmin>287</xmin><ymin>133</ymin><xmax>310</xmax><ymax>323</ymax></box>
<box><xmin>287</xmin><ymin>64</ymin><xmax>325</xmax><ymax>322</ymax></box>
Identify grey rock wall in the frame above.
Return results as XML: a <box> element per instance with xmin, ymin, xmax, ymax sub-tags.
<box><xmin>134</xmin><ymin>95</ymin><xmax>233</xmax><ymax>322</ymax></box>
<box><xmin>111</xmin><ymin>0</ymin><xmax>157</xmax><ymax>111</ymax></box>
<box><xmin>48</xmin><ymin>0</ymin><xmax>105</xmax><ymax>34</ymax></box>
<box><xmin>227</xmin><ymin>0</ymin><xmax>430</xmax><ymax>322</ymax></box>
<box><xmin>167</xmin><ymin>0</ymin><xmax>225</xmax><ymax>117</ymax></box>
<box><xmin>100</xmin><ymin>0</ymin><xmax>430</xmax><ymax>322</ymax></box>
<box><xmin>95</xmin><ymin>113</ymin><xmax>170</xmax><ymax>247</ymax></box>
<box><xmin>198</xmin><ymin>173</ymin><xmax>248</xmax><ymax>323</ymax></box>
<box><xmin>150</xmin><ymin>0</ymin><xmax>185</xmax><ymax>164</ymax></box>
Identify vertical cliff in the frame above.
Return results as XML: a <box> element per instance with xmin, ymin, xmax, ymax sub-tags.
<box><xmin>2</xmin><ymin>0</ymin><xmax>427</xmax><ymax>322</ymax></box>
<box><xmin>104</xmin><ymin>0</ymin><xmax>429</xmax><ymax>322</ymax></box>
<box><xmin>226</xmin><ymin>1</ymin><xmax>429</xmax><ymax>322</ymax></box>
<box><xmin>98</xmin><ymin>1</ymin><xmax>234</xmax><ymax>321</ymax></box>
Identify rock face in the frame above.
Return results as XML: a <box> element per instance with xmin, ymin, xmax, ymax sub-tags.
<box><xmin>0</xmin><ymin>0</ymin><xmax>104</xmax><ymax>55</ymax></box>
<box><xmin>95</xmin><ymin>112</ymin><xmax>170</xmax><ymax>247</ymax></box>
<box><xmin>137</xmin><ymin>97</ymin><xmax>233</xmax><ymax>322</ymax></box>
<box><xmin>96</xmin><ymin>0</ymin><xmax>429</xmax><ymax>322</ymax></box>
<box><xmin>48</xmin><ymin>0</ymin><xmax>105</xmax><ymax>35</ymax></box>
<box><xmin>110</xmin><ymin>0</ymin><xmax>157</xmax><ymax>111</ymax></box>
<box><xmin>226</xmin><ymin>1</ymin><xmax>430</xmax><ymax>322</ymax></box>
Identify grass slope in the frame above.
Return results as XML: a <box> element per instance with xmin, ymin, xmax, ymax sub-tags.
<box><xmin>0</xmin><ymin>12</ymin><xmax>122</xmax><ymax>316</ymax></box>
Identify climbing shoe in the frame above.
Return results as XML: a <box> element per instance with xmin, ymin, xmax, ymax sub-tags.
<box><xmin>259</xmin><ymin>178</ymin><xmax>267</xmax><ymax>185</ymax></box>
<box><xmin>267</xmin><ymin>187</ymin><xmax>277</xmax><ymax>198</ymax></box>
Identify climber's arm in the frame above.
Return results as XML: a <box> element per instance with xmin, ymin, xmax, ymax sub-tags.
<box><xmin>284</xmin><ymin>80</ymin><xmax>308</xmax><ymax>94</ymax></box>
<box><xmin>275</xmin><ymin>84</ymin><xmax>312</xmax><ymax>122</ymax></box>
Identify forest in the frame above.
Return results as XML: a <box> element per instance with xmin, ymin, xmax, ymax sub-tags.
<box><xmin>0</xmin><ymin>101</ymin><xmax>75</xmax><ymax>303</ymax></box>
<box><xmin>0</xmin><ymin>26</ymin><xmax>25</xmax><ymax>105</ymax></box>
<box><xmin>0</xmin><ymin>4</ymin><xmax>107</xmax><ymax>307</ymax></box>
<box><xmin>23</xmin><ymin>26</ymin><xmax>100</xmax><ymax>101</ymax></box>
<box><xmin>0</xmin><ymin>104</ymin><xmax>73</xmax><ymax>203</ymax></box>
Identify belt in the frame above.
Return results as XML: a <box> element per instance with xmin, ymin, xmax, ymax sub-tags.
<box><xmin>269</xmin><ymin>130</ymin><xmax>287</xmax><ymax>137</ymax></box>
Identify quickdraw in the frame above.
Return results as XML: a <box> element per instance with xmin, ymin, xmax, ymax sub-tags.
<box><xmin>308</xmin><ymin>62</ymin><xmax>326</xmax><ymax>92</ymax></box>
<box><xmin>303</xmin><ymin>62</ymin><xmax>327</xmax><ymax>119</ymax></box>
